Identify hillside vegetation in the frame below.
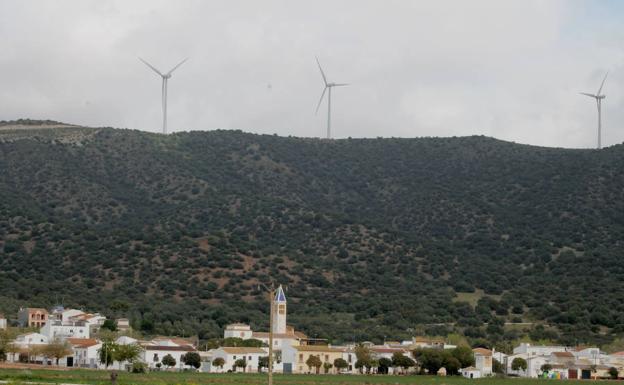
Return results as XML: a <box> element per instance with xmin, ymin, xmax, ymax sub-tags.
<box><xmin>1</xmin><ymin>121</ymin><xmax>623</xmax><ymax>347</ymax></box>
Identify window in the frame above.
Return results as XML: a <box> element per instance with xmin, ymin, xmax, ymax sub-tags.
<box><xmin>233</xmin><ymin>356</ymin><xmax>236</xmax><ymax>360</ymax></box>
<box><xmin>153</xmin><ymin>353</ymin><xmax>159</xmax><ymax>362</ymax></box>
<box><xmin>325</xmin><ymin>355</ymin><xmax>329</xmax><ymax>361</ymax></box>
<box><xmin>274</xmin><ymin>341</ymin><xmax>278</xmax><ymax>346</ymax></box>
<box><xmin>299</xmin><ymin>354</ymin><xmax>303</xmax><ymax>361</ymax></box>
<box><xmin>248</xmin><ymin>356</ymin><xmax>251</xmax><ymax>360</ymax></box>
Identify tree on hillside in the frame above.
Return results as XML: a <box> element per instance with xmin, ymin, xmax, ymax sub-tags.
<box><xmin>608</xmin><ymin>367</ymin><xmax>619</xmax><ymax>379</ymax></box>
<box><xmin>391</xmin><ymin>352</ymin><xmax>415</xmax><ymax>373</ymax></box>
<box><xmin>101</xmin><ymin>319</ymin><xmax>118</xmax><ymax>332</ymax></box>
<box><xmin>333</xmin><ymin>357</ymin><xmax>348</xmax><ymax>373</ymax></box>
<box><xmin>493</xmin><ymin>358</ymin><xmax>504</xmax><ymax>374</ymax></box>
<box><xmin>162</xmin><ymin>354</ymin><xmax>176</xmax><ymax>369</ymax></box>
<box><xmin>213</xmin><ymin>357</ymin><xmax>225</xmax><ymax>371</ymax></box>
<box><xmin>222</xmin><ymin>337</ymin><xmax>264</xmax><ymax>347</ymax></box>
<box><xmin>4</xmin><ymin>343</ymin><xmax>19</xmax><ymax>363</ymax></box>
<box><xmin>323</xmin><ymin>362</ymin><xmax>333</xmax><ymax>374</ymax></box>
<box><xmin>113</xmin><ymin>344</ymin><xmax>143</xmax><ymax>366</ymax></box>
<box><xmin>541</xmin><ymin>363</ymin><xmax>552</xmax><ymax>373</ymax></box>
<box><xmin>98</xmin><ymin>341</ymin><xmax>117</xmax><ymax>367</ymax></box>
<box><xmin>306</xmin><ymin>355</ymin><xmax>322</xmax><ymax>374</ymax></box>
<box><xmin>26</xmin><ymin>345</ymin><xmax>43</xmax><ymax>363</ymax></box>
<box><xmin>451</xmin><ymin>346</ymin><xmax>474</xmax><ymax>368</ymax></box>
<box><xmin>43</xmin><ymin>339</ymin><xmax>72</xmax><ymax>365</ymax></box>
<box><xmin>442</xmin><ymin>356</ymin><xmax>461</xmax><ymax>375</ymax></box>
<box><xmin>413</xmin><ymin>348</ymin><xmax>445</xmax><ymax>374</ymax></box>
<box><xmin>234</xmin><ymin>358</ymin><xmax>247</xmax><ymax>372</ymax></box>
<box><xmin>181</xmin><ymin>352</ymin><xmax>201</xmax><ymax>369</ymax></box>
<box><xmin>354</xmin><ymin>344</ymin><xmax>374</xmax><ymax>373</ymax></box>
<box><xmin>258</xmin><ymin>356</ymin><xmax>269</xmax><ymax>371</ymax></box>
<box><xmin>377</xmin><ymin>357</ymin><xmax>392</xmax><ymax>374</ymax></box>
<box><xmin>512</xmin><ymin>357</ymin><xmax>527</xmax><ymax>372</ymax></box>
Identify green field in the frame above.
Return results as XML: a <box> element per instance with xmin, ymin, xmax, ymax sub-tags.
<box><xmin>0</xmin><ymin>369</ymin><xmax>608</xmax><ymax>385</ymax></box>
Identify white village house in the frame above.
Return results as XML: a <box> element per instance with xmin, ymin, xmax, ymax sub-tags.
<box><xmin>211</xmin><ymin>347</ymin><xmax>267</xmax><ymax>373</ymax></box>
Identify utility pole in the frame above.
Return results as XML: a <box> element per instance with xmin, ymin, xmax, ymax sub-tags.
<box><xmin>259</xmin><ymin>282</ymin><xmax>275</xmax><ymax>385</ymax></box>
<box><xmin>268</xmin><ymin>285</ymin><xmax>275</xmax><ymax>385</ymax></box>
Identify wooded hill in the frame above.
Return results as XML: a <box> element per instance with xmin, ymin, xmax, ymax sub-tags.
<box><xmin>1</xmin><ymin>121</ymin><xmax>623</xmax><ymax>347</ymax></box>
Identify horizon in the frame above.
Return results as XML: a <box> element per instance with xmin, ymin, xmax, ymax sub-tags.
<box><xmin>1</xmin><ymin>117</ymin><xmax>621</xmax><ymax>150</ymax></box>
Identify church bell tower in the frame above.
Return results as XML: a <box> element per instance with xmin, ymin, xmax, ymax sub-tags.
<box><xmin>272</xmin><ymin>285</ymin><xmax>287</xmax><ymax>334</ymax></box>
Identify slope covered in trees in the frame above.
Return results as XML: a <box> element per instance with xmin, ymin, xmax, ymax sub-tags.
<box><xmin>1</xmin><ymin>122</ymin><xmax>623</xmax><ymax>347</ymax></box>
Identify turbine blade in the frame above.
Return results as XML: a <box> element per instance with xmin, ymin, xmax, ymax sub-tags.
<box><xmin>333</xmin><ymin>83</ymin><xmax>349</xmax><ymax>87</ymax></box>
<box><xmin>315</xmin><ymin>57</ymin><xmax>328</xmax><ymax>86</ymax></box>
<box><xmin>139</xmin><ymin>57</ymin><xmax>163</xmax><ymax>76</ymax></box>
<box><xmin>580</xmin><ymin>92</ymin><xmax>597</xmax><ymax>98</ymax></box>
<box><xmin>597</xmin><ymin>71</ymin><xmax>609</xmax><ymax>95</ymax></box>
<box><xmin>315</xmin><ymin>87</ymin><xmax>327</xmax><ymax>114</ymax></box>
<box><xmin>166</xmin><ymin>58</ymin><xmax>189</xmax><ymax>76</ymax></box>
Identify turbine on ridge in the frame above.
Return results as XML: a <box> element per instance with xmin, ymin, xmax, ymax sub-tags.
<box><xmin>315</xmin><ymin>57</ymin><xmax>349</xmax><ymax>139</ymax></box>
<box><xmin>139</xmin><ymin>57</ymin><xmax>188</xmax><ymax>134</ymax></box>
<box><xmin>580</xmin><ymin>72</ymin><xmax>608</xmax><ymax>149</ymax></box>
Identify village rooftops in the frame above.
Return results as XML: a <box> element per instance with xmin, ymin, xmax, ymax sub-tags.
<box><xmin>143</xmin><ymin>345</ymin><xmax>196</xmax><ymax>351</ymax></box>
<box><xmin>611</xmin><ymin>351</ymin><xmax>624</xmax><ymax>356</ymax></box>
<box><xmin>370</xmin><ymin>346</ymin><xmax>409</xmax><ymax>354</ymax></box>
<box><xmin>67</xmin><ymin>338</ymin><xmax>99</xmax><ymax>348</ymax></box>
<box><xmin>290</xmin><ymin>345</ymin><xmax>344</xmax><ymax>352</ymax></box>
<box><xmin>472</xmin><ymin>348</ymin><xmax>492</xmax><ymax>356</ymax></box>
<box><xmin>552</xmin><ymin>351</ymin><xmax>575</xmax><ymax>358</ymax></box>
<box><xmin>413</xmin><ymin>336</ymin><xmax>445</xmax><ymax>342</ymax></box>
<box><xmin>151</xmin><ymin>337</ymin><xmax>196</xmax><ymax>346</ymax></box>
<box><xmin>220</xmin><ymin>347</ymin><xmax>266</xmax><ymax>354</ymax></box>
<box><xmin>22</xmin><ymin>307</ymin><xmax>48</xmax><ymax>312</ymax></box>
<box><xmin>225</xmin><ymin>323</ymin><xmax>251</xmax><ymax>329</ymax></box>
<box><xmin>252</xmin><ymin>331</ymin><xmax>307</xmax><ymax>339</ymax></box>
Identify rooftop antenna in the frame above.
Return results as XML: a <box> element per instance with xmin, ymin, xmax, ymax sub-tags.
<box><xmin>139</xmin><ymin>57</ymin><xmax>188</xmax><ymax>134</ymax></box>
<box><xmin>315</xmin><ymin>57</ymin><xmax>349</xmax><ymax>139</ymax></box>
<box><xmin>580</xmin><ymin>72</ymin><xmax>608</xmax><ymax>149</ymax></box>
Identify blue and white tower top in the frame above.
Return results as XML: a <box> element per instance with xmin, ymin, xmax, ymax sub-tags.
<box><xmin>272</xmin><ymin>285</ymin><xmax>287</xmax><ymax>334</ymax></box>
<box><xmin>275</xmin><ymin>285</ymin><xmax>286</xmax><ymax>302</ymax></box>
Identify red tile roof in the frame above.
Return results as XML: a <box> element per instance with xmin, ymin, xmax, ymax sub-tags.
<box><xmin>143</xmin><ymin>345</ymin><xmax>196</xmax><ymax>352</ymax></box>
<box><xmin>67</xmin><ymin>338</ymin><xmax>99</xmax><ymax>348</ymax></box>
<box><xmin>473</xmin><ymin>348</ymin><xmax>492</xmax><ymax>356</ymax></box>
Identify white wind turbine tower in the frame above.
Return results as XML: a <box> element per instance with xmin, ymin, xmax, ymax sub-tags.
<box><xmin>139</xmin><ymin>57</ymin><xmax>188</xmax><ymax>134</ymax></box>
<box><xmin>580</xmin><ymin>72</ymin><xmax>608</xmax><ymax>149</ymax></box>
<box><xmin>315</xmin><ymin>57</ymin><xmax>349</xmax><ymax>139</ymax></box>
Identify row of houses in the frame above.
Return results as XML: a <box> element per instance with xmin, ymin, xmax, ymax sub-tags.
<box><xmin>495</xmin><ymin>343</ymin><xmax>624</xmax><ymax>380</ymax></box>
<box><xmin>204</xmin><ymin>285</ymin><xmax>465</xmax><ymax>374</ymax></box>
<box><xmin>8</xmin><ymin>294</ymin><xmax>624</xmax><ymax>379</ymax></box>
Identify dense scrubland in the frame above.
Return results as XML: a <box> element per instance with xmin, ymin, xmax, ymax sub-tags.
<box><xmin>1</xmin><ymin>121</ymin><xmax>623</xmax><ymax>349</ymax></box>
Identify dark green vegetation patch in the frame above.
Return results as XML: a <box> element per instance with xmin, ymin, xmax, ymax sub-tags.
<box><xmin>1</xmin><ymin>123</ymin><xmax>623</xmax><ymax>345</ymax></box>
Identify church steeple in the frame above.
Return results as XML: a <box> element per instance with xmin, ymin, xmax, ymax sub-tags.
<box><xmin>272</xmin><ymin>285</ymin><xmax>287</xmax><ymax>334</ymax></box>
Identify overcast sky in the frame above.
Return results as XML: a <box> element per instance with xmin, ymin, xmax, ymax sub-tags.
<box><xmin>1</xmin><ymin>0</ymin><xmax>624</xmax><ymax>148</ymax></box>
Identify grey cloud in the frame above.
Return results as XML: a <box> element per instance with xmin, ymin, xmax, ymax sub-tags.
<box><xmin>1</xmin><ymin>0</ymin><xmax>623</xmax><ymax>148</ymax></box>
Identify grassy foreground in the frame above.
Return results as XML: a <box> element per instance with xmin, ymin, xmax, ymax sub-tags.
<box><xmin>0</xmin><ymin>369</ymin><xmax>611</xmax><ymax>385</ymax></box>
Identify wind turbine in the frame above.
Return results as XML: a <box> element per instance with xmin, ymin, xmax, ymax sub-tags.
<box><xmin>580</xmin><ymin>72</ymin><xmax>608</xmax><ymax>149</ymax></box>
<box><xmin>139</xmin><ymin>57</ymin><xmax>188</xmax><ymax>134</ymax></box>
<box><xmin>315</xmin><ymin>57</ymin><xmax>348</xmax><ymax>139</ymax></box>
